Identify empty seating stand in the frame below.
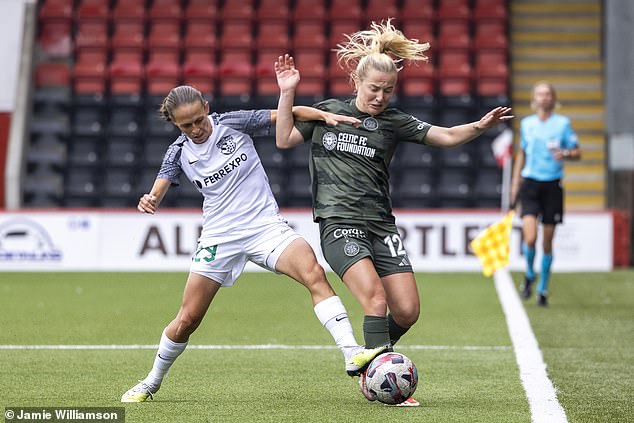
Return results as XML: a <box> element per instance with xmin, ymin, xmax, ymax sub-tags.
<box><xmin>26</xmin><ymin>0</ymin><xmax>510</xmax><ymax>209</ymax></box>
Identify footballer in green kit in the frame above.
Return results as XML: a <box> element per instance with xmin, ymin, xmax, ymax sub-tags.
<box><xmin>276</xmin><ymin>19</ymin><xmax>513</xmax><ymax>405</ymax></box>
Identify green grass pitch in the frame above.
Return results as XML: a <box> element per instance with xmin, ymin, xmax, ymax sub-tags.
<box><xmin>0</xmin><ymin>270</ymin><xmax>632</xmax><ymax>422</ymax></box>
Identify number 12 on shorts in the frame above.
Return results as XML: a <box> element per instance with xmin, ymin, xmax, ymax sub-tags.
<box><xmin>193</xmin><ymin>245</ymin><xmax>218</xmax><ymax>262</ymax></box>
<box><xmin>383</xmin><ymin>234</ymin><xmax>406</xmax><ymax>257</ymax></box>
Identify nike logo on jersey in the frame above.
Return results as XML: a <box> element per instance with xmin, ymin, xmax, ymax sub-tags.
<box><xmin>188</xmin><ymin>159</ymin><xmax>199</xmax><ymax>164</ymax></box>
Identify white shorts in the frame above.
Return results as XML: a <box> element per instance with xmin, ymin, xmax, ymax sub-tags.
<box><xmin>189</xmin><ymin>219</ymin><xmax>301</xmax><ymax>286</ymax></box>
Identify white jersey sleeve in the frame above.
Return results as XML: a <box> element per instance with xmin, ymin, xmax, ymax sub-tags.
<box><xmin>212</xmin><ymin>110</ymin><xmax>272</xmax><ymax>138</ymax></box>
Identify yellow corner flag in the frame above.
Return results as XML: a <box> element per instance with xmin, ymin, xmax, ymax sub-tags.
<box><xmin>471</xmin><ymin>211</ymin><xmax>515</xmax><ymax>277</ymax></box>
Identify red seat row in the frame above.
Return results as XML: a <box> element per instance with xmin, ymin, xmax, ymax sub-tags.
<box><xmin>37</xmin><ymin>46</ymin><xmax>508</xmax><ymax>99</ymax></box>
<box><xmin>40</xmin><ymin>0</ymin><xmax>508</xmax><ymax>25</ymax></box>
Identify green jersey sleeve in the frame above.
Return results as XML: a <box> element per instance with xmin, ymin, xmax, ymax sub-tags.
<box><xmin>392</xmin><ymin>109</ymin><xmax>432</xmax><ymax>144</ymax></box>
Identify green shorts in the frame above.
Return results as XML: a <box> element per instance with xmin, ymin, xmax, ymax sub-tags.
<box><xmin>318</xmin><ymin>217</ymin><xmax>413</xmax><ymax>279</ymax></box>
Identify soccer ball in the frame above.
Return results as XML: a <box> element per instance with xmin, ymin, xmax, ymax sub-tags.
<box><xmin>363</xmin><ymin>352</ymin><xmax>418</xmax><ymax>404</ymax></box>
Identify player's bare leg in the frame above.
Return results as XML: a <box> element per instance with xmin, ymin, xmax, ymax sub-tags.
<box><xmin>121</xmin><ymin>273</ymin><xmax>220</xmax><ymax>402</ymax></box>
<box><xmin>275</xmin><ymin>238</ymin><xmax>385</xmax><ymax>375</ymax></box>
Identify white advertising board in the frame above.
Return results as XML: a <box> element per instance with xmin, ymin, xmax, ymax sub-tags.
<box><xmin>0</xmin><ymin>210</ymin><xmax>613</xmax><ymax>272</ymax></box>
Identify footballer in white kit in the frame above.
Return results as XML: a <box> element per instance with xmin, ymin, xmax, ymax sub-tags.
<box><xmin>157</xmin><ymin>109</ymin><xmax>299</xmax><ymax>285</ymax></box>
<box><xmin>120</xmin><ymin>85</ymin><xmax>386</xmax><ymax>404</ymax></box>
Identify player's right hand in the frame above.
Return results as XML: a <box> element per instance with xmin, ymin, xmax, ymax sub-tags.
<box><xmin>138</xmin><ymin>194</ymin><xmax>158</xmax><ymax>214</ymax></box>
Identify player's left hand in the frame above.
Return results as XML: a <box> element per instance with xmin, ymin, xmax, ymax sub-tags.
<box><xmin>477</xmin><ymin>107</ymin><xmax>514</xmax><ymax>129</ymax></box>
<box><xmin>275</xmin><ymin>54</ymin><xmax>300</xmax><ymax>92</ymax></box>
<box><xmin>322</xmin><ymin>111</ymin><xmax>361</xmax><ymax>127</ymax></box>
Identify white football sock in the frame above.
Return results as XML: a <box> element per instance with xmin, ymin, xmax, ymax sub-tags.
<box><xmin>145</xmin><ymin>330</ymin><xmax>188</xmax><ymax>386</ymax></box>
<box><xmin>314</xmin><ymin>296</ymin><xmax>360</xmax><ymax>360</ymax></box>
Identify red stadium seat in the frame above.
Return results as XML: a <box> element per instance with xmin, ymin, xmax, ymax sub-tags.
<box><xmin>146</xmin><ymin>50</ymin><xmax>182</xmax><ymax>96</ymax></box>
<box><xmin>286</xmin><ymin>51</ymin><xmax>327</xmax><ymax>97</ymax></box>
<box><xmin>255</xmin><ymin>79</ymin><xmax>280</xmax><ymax>98</ymax></box>
<box><xmin>112</xmin><ymin>0</ymin><xmax>146</xmax><ymax>23</ymax></box>
<box><xmin>149</xmin><ymin>0</ymin><xmax>183</xmax><ymax>22</ymax></box>
<box><xmin>438</xmin><ymin>77</ymin><xmax>472</xmax><ymax>97</ymax></box>
<box><xmin>400</xmin><ymin>0</ymin><xmax>435</xmax><ymax>21</ymax></box>
<box><xmin>37</xmin><ymin>21</ymin><xmax>72</xmax><ymax>58</ymax></box>
<box><xmin>218</xmin><ymin>79</ymin><xmax>252</xmax><ymax>98</ymax></box>
<box><xmin>35</xmin><ymin>62</ymin><xmax>71</xmax><ymax>87</ymax></box>
<box><xmin>74</xmin><ymin>47</ymin><xmax>108</xmax><ymax>78</ymax></box>
<box><xmin>75</xmin><ymin>21</ymin><xmax>109</xmax><ymax>49</ymax></box>
<box><xmin>257</xmin><ymin>0</ymin><xmax>290</xmax><ymax>21</ymax></box>
<box><xmin>438</xmin><ymin>21</ymin><xmax>471</xmax><ymax>51</ymax></box>
<box><xmin>474</xmin><ymin>21</ymin><xmax>508</xmax><ymax>51</ymax></box>
<box><xmin>147</xmin><ymin>21</ymin><xmax>182</xmax><ymax>50</ymax></box>
<box><xmin>293</xmin><ymin>0</ymin><xmax>326</xmax><ymax>22</ymax></box>
<box><xmin>296</xmin><ymin>79</ymin><xmax>326</xmax><ymax>98</ymax></box>
<box><xmin>437</xmin><ymin>0</ymin><xmax>471</xmax><ymax>21</ymax></box>
<box><xmin>184</xmin><ymin>21</ymin><xmax>217</xmax><ymax>50</ymax></box>
<box><xmin>257</xmin><ymin>21</ymin><xmax>290</xmax><ymax>51</ymax></box>
<box><xmin>402</xmin><ymin>78</ymin><xmax>435</xmax><ymax>97</ymax></box>
<box><xmin>401</xmin><ymin>20</ymin><xmax>435</xmax><ymax>50</ymax></box>
<box><xmin>218</xmin><ymin>51</ymin><xmax>254</xmax><ymax>79</ymax></box>
<box><xmin>109</xmin><ymin>50</ymin><xmax>144</xmax><ymax>95</ymax></box>
<box><xmin>254</xmin><ymin>51</ymin><xmax>279</xmax><ymax>78</ymax></box>
<box><xmin>254</xmin><ymin>51</ymin><xmax>279</xmax><ymax>99</ymax></box>
<box><xmin>329</xmin><ymin>77</ymin><xmax>353</xmax><ymax>98</ymax></box>
<box><xmin>75</xmin><ymin>0</ymin><xmax>109</xmax><ymax>22</ymax></box>
<box><xmin>365</xmin><ymin>0</ymin><xmax>399</xmax><ymax>24</ymax></box>
<box><xmin>329</xmin><ymin>21</ymin><xmax>360</xmax><ymax>46</ymax></box>
<box><xmin>183</xmin><ymin>50</ymin><xmax>217</xmax><ymax>77</ymax></box>
<box><xmin>401</xmin><ymin>61</ymin><xmax>435</xmax><ymax>98</ymax></box>
<box><xmin>329</xmin><ymin>0</ymin><xmax>363</xmax><ymax>23</ymax></box>
<box><xmin>475</xmin><ymin>51</ymin><xmax>508</xmax><ymax>77</ymax></box>
<box><xmin>185</xmin><ymin>0</ymin><xmax>218</xmax><ymax>22</ymax></box>
<box><xmin>293</xmin><ymin>51</ymin><xmax>326</xmax><ymax>79</ymax></box>
<box><xmin>474</xmin><ymin>0</ymin><xmax>508</xmax><ymax>21</ymax></box>
<box><xmin>327</xmin><ymin>50</ymin><xmax>349</xmax><ymax>81</ymax></box>
<box><xmin>401</xmin><ymin>61</ymin><xmax>434</xmax><ymax>80</ymax></box>
<box><xmin>39</xmin><ymin>0</ymin><xmax>73</xmax><ymax>22</ymax></box>
<box><xmin>476</xmin><ymin>78</ymin><xmax>508</xmax><ymax>97</ymax></box>
<box><xmin>111</xmin><ymin>21</ymin><xmax>145</xmax><ymax>51</ymax></box>
<box><xmin>219</xmin><ymin>21</ymin><xmax>254</xmax><ymax>51</ymax></box>
<box><xmin>73</xmin><ymin>47</ymin><xmax>107</xmax><ymax>94</ymax></box>
<box><xmin>438</xmin><ymin>50</ymin><xmax>472</xmax><ymax>78</ymax></box>
<box><xmin>221</xmin><ymin>0</ymin><xmax>255</xmax><ymax>22</ymax></box>
<box><xmin>293</xmin><ymin>21</ymin><xmax>327</xmax><ymax>50</ymax></box>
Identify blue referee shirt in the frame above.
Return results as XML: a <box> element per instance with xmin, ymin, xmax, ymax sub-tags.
<box><xmin>519</xmin><ymin>113</ymin><xmax>578</xmax><ymax>181</ymax></box>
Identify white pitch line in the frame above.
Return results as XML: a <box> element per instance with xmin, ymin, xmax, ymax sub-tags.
<box><xmin>494</xmin><ymin>268</ymin><xmax>568</xmax><ymax>423</ymax></box>
<box><xmin>0</xmin><ymin>344</ymin><xmax>510</xmax><ymax>351</ymax></box>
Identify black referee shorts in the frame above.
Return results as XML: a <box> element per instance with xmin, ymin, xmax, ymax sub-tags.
<box><xmin>518</xmin><ymin>178</ymin><xmax>563</xmax><ymax>225</ymax></box>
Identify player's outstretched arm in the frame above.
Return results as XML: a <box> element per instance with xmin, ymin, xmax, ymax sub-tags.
<box><xmin>137</xmin><ymin>178</ymin><xmax>171</xmax><ymax>214</ymax></box>
<box><xmin>274</xmin><ymin>54</ymin><xmax>302</xmax><ymax>149</ymax></box>
<box><xmin>273</xmin><ymin>54</ymin><xmax>360</xmax><ymax>149</ymax></box>
<box><xmin>425</xmin><ymin>106</ymin><xmax>514</xmax><ymax>148</ymax></box>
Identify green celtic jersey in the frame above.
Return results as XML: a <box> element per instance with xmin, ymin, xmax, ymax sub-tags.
<box><xmin>295</xmin><ymin>98</ymin><xmax>432</xmax><ymax>222</ymax></box>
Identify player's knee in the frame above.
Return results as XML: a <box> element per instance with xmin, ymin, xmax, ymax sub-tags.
<box><xmin>401</xmin><ymin>306</ymin><xmax>420</xmax><ymax>327</ymax></box>
<box><xmin>301</xmin><ymin>262</ymin><xmax>334</xmax><ymax>293</ymax></box>
<box><xmin>368</xmin><ymin>289</ymin><xmax>388</xmax><ymax>312</ymax></box>
<box><xmin>175</xmin><ymin>310</ymin><xmax>203</xmax><ymax>337</ymax></box>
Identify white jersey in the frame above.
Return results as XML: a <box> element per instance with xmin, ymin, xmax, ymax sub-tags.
<box><xmin>157</xmin><ymin>110</ymin><xmax>281</xmax><ymax>243</ymax></box>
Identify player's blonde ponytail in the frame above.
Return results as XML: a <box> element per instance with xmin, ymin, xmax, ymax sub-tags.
<box><xmin>334</xmin><ymin>18</ymin><xmax>431</xmax><ymax>83</ymax></box>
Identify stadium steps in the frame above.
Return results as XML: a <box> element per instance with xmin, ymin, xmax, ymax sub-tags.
<box><xmin>511</xmin><ymin>0</ymin><xmax>606</xmax><ymax>210</ymax></box>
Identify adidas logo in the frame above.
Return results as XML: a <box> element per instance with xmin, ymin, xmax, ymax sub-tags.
<box><xmin>398</xmin><ymin>257</ymin><xmax>410</xmax><ymax>267</ymax></box>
